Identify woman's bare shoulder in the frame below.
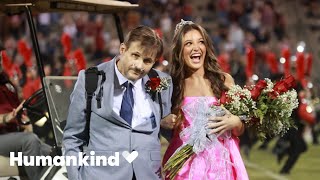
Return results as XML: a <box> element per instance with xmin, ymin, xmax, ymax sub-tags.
<box><xmin>223</xmin><ymin>73</ymin><xmax>235</xmax><ymax>89</ymax></box>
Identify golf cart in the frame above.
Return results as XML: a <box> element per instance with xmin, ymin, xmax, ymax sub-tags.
<box><xmin>0</xmin><ymin>1</ymin><xmax>138</xmax><ymax>179</ymax></box>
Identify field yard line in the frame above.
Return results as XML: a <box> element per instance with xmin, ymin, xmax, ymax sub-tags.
<box><xmin>245</xmin><ymin>161</ymin><xmax>289</xmax><ymax>180</ymax></box>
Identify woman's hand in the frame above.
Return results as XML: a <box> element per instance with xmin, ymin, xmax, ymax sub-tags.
<box><xmin>160</xmin><ymin>114</ymin><xmax>177</xmax><ymax>129</ymax></box>
<box><xmin>207</xmin><ymin>108</ymin><xmax>244</xmax><ymax>136</ymax></box>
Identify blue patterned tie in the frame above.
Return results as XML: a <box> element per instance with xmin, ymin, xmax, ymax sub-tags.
<box><xmin>120</xmin><ymin>81</ymin><xmax>134</xmax><ymax>125</ymax></box>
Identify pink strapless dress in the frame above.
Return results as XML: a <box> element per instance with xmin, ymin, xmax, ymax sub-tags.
<box><xmin>163</xmin><ymin>97</ymin><xmax>248</xmax><ymax>180</ymax></box>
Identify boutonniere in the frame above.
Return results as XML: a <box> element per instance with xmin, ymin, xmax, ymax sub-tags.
<box><xmin>145</xmin><ymin>77</ymin><xmax>171</xmax><ymax>97</ymax></box>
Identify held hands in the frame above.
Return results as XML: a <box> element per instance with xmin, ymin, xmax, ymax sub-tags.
<box><xmin>206</xmin><ymin>108</ymin><xmax>244</xmax><ymax>136</ymax></box>
<box><xmin>160</xmin><ymin>114</ymin><xmax>177</xmax><ymax>129</ymax></box>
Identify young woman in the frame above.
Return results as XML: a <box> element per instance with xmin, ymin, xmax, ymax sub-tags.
<box><xmin>163</xmin><ymin>20</ymin><xmax>248</xmax><ymax>180</ymax></box>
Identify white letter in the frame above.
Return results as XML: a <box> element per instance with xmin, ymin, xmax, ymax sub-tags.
<box><xmin>90</xmin><ymin>151</ymin><xmax>95</xmax><ymax>166</ymax></box>
<box><xmin>108</xmin><ymin>152</ymin><xmax>119</xmax><ymax>166</ymax></box>
<box><xmin>23</xmin><ymin>156</ymin><xmax>34</xmax><ymax>166</ymax></box>
<box><xmin>36</xmin><ymin>156</ymin><xmax>52</xmax><ymax>166</ymax></box>
<box><xmin>65</xmin><ymin>155</ymin><xmax>77</xmax><ymax>166</ymax></box>
<box><xmin>10</xmin><ymin>152</ymin><xmax>22</xmax><ymax>166</ymax></box>
<box><xmin>78</xmin><ymin>152</ymin><xmax>89</xmax><ymax>166</ymax></box>
<box><xmin>53</xmin><ymin>156</ymin><xmax>65</xmax><ymax>166</ymax></box>
<box><xmin>96</xmin><ymin>156</ymin><xmax>107</xmax><ymax>166</ymax></box>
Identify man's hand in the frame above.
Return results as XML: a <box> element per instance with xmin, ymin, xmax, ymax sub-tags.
<box><xmin>2</xmin><ymin>100</ymin><xmax>25</xmax><ymax>124</ymax></box>
<box><xmin>2</xmin><ymin>108</ymin><xmax>18</xmax><ymax>124</ymax></box>
<box><xmin>160</xmin><ymin>114</ymin><xmax>177</xmax><ymax>129</ymax></box>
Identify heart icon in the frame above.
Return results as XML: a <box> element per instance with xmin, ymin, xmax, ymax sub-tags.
<box><xmin>122</xmin><ymin>151</ymin><xmax>138</xmax><ymax>163</ymax></box>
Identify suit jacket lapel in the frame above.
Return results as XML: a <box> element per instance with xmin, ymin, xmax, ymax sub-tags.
<box><xmin>97</xmin><ymin>62</ymin><xmax>160</xmax><ymax>130</ymax></box>
<box><xmin>96</xmin><ymin>58</ymin><xmax>130</xmax><ymax>128</ymax></box>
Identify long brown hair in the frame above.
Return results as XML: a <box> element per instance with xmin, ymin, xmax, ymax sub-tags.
<box><xmin>170</xmin><ymin>22</ymin><xmax>228</xmax><ymax>126</ymax></box>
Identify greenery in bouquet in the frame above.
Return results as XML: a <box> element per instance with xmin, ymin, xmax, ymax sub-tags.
<box><xmin>220</xmin><ymin>75</ymin><xmax>299</xmax><ymax>139</ymax></box>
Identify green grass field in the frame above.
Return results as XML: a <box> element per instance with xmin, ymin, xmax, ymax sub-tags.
<box><xmin>243</xmin><ymin>141</ymin><xmax>320</xmax><ymax>180</ymax></box>
<box><xmin>161</xmin><ymin>138</ymin><xmax>320</xmax><ymax>180</ymax></box>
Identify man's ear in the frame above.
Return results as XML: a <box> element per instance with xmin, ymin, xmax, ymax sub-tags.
<box><xmin>119</xmin><ymin>43</ymin><xmax>126</xmax><ymax>55</ymax></box>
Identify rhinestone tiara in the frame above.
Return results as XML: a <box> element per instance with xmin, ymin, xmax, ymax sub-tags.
<box><xmin>174</xmin><ymin>19</ymin><xmax>194</xmax><ymax>35</ymax></box>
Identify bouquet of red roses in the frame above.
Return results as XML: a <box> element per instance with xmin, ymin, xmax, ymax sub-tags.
<box><xmin>163</xmin><ymin>75</ymin><xmax>299</xmax><ymax>179</ymax></box>
<box><xmin>220</xmin><ymin>75</ymin><xmax>299</xmax><ymax>139</ymax></box>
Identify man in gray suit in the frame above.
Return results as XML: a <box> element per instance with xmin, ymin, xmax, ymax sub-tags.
<box><xmin>63</xmin><ymin>26</ymin><xmax>176</xmax><ymax>180</ymax></box>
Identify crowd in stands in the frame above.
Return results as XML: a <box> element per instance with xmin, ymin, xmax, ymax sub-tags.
<box><xmin>1</xmin><ymin>0</ymin><xmax>318</xmax><ymax>99</ymax></box>
<box><xmin>0</xmin><ymin>0</ymin><xmax>318</xmax><ymax>129</ymax></box>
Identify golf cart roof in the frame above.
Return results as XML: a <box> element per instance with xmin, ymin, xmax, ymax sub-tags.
<box><xmin>0</xmin><ymin>0</ymin><xmax>138</xmax><ymax>14</ymax></box>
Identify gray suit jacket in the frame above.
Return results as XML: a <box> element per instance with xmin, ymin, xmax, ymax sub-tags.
<box><xmin>63</xmin><ymin>58</ymin><xmax>173</xmax><ymax>180</ymax></box>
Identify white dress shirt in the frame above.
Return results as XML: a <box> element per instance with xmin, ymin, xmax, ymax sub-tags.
<box><xmin>113</xmin><ymin>64</ymin><xmax>153</xmax><ymax>128</ymax></box>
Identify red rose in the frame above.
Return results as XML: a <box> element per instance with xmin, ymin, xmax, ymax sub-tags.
<box><xmin>220</xmin><ymin>91</ymin><xmax>229</xmax><ymax>104</ymax></box>
<box><xmin>273</xmin><ymin>81</ymin><xmax>288</xmax><ymax>94</ymax></box>
<box><xmin>255</xmin><ymin>80</ymin><xmax>267</xmax><ymax>89</ymax></box>
<box><xmin>147</xmin><ymin>78</ymin><xmax>161</xmax><ymax>90</ymax></box>
<box><xmin>283</xmin><ymin>75</ymin><xmax>296</xmax><ymax>89</ymax></box>
<box><xmin>250</xmin><ymin>87</ymin><xmax>263</xmax><ymax>101</ymax></box>
<box><xmin>250</xmin><ymin>80</ymin><xmax>267</xmax><ymax>101</ymax></box>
